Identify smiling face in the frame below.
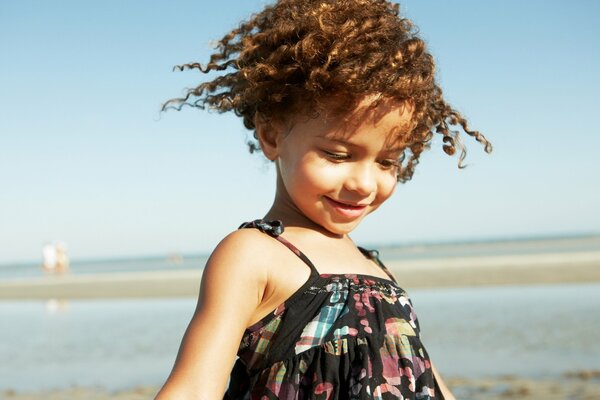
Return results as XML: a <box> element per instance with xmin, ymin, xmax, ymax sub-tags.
<box><xmin>258</xmin><ymin>96</ymin><xmax>414</xmax><ymax>236</ymax></box>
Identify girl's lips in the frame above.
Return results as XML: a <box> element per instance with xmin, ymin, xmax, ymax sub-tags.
<box><xmin>323</xmin><ymin>196</ymin><xmax>368</xmax><ymax>218</ymax></box>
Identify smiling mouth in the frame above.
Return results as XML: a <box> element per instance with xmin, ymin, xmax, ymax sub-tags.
<box><xmin>323</xmin><ymin>196</ymin><xmax>369</xmax><ymax>213</ymax></box>
<box><xmin>327</xmin><ymin>198</ymin><xmax>367</xmax><ymax>208</ymax></box>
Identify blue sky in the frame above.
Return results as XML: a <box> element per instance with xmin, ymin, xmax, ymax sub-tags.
<box><xmin>1</xmin><ymin>0</ymin><xmax>599</xmax><ymax>264</ymax></box>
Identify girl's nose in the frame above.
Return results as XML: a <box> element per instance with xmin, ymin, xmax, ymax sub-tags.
<box><xmin>344</xmin><ymin>162</ymin><xmax>377</xmax><ymax>196</ymax></box>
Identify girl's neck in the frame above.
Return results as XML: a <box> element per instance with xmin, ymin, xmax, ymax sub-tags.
<box><xmin>263</xmin><ymin>206</ymin><xmax>345</xmax><ymax>240</ymax></box>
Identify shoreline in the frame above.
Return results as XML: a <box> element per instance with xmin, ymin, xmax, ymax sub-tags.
<box><xmin>0</xmin><ymin>252</ymin><xmax>599</xmax><ymax>299</ymax></box>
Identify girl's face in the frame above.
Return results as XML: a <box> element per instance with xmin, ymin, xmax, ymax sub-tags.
<box><xmin>266</xmin><ymin>97</ymin><xmax>413</xmax><ymax>236</ymax></box>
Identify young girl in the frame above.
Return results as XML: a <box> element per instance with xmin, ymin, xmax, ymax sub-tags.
<box><xmin>156</xmin><ymin>0</ymin><xmax>491</xmax><ymax>399</ymax></box>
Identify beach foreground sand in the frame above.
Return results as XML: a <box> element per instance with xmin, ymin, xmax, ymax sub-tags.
<box><xmin>3</xmin><ymin>371</ymin><xmax>599</xmax><ymax>400</ymax></box>
<box><xmin>1</xmin><ymin>251</ymin><xmax>599</xmax><ymax>299</ymax></box>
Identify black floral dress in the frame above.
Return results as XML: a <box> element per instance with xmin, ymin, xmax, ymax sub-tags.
<box><xmin>224</xmin><ymin>220</ymin><xmax>441</xmax><ymax>399</ymax></box>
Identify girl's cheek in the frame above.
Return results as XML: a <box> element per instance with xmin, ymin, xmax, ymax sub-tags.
<box><xmin>379</xmin><ymin>176</ymin><xmax>398</xmax><ymax>201</ymax></box>
<box><xmin>303</xmin><ymin>159</ymin><xmax>343</xmax><ymax>185</ymax></box>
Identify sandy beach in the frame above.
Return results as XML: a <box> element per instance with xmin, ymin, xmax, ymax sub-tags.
<box><xmin>1</xmin><ymin>250</ymin><xmax>599</xmax><ymax>300</ymax></box>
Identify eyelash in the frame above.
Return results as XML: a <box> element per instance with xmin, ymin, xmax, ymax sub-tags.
<box><xmin>322</xmin><ymin>151</ymin><xmax>399</xmax><ymax>170</ymax></box>
<box><xmin>378</xmin><ymin>159</ymin><xmax>400</xmax><ymax>170</ymax></box>
<box><xmin>323</xmin><ymin>151</ymin><xmax>350</xmax><ymax>161</ymax></box>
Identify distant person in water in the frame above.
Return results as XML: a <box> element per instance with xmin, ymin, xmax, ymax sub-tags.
<box><xmin>42</xmin><ymin>242</ymin><xmax>70</xmax><ymax>274</ymax></box>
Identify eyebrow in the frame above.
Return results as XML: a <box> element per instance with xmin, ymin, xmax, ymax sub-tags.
<box><xmin>316</xmin><ymin>135</ymin><xmax>352</xmax><ymax>145</ymax></box>
<box><xmin>316</xmin><ymin>134</ymin><xmax>405</xmax><ymax>154</ymax></box>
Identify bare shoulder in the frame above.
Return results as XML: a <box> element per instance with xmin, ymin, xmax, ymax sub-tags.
<box><xmin>200</xmin><ymin>228</ymin><xmax>285</xmax><ymax>297</ymax></box>
<box><xmin>202</xmin><ymin>228</ymin><xmax>315</xmax><ymax>329</ymax></box>
<box><xmin>206</xmin><ymin>228</ymin><xmax>282</xmax><ymax>272</ymax></box>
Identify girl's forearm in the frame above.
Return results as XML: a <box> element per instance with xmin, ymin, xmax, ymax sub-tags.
<box><xmin>431</xmin><ymin>361</ymin><xmax>456</xmax><ymax>400</ymax></box>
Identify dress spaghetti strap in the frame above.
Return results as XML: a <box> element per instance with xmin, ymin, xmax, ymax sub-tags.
<box><xmin>238</xmin><ymin>219</ymin><xmax>320</xmax><ymax>277</ymax></box>
<box><xmin>239</xmin><ymin>219</ymin><xmax>395</xmax><ymax>283</ymax></box>
<box><xmin>357</xmin><ymin>246</ymin><xmax>398</xmax><ymax>284</ymax></box>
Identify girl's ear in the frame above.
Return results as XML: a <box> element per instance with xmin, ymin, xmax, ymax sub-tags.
<box><xmin>254</xmin><ymin>113</ymin><xmax>282</xmax><ymax>161</ymax></box>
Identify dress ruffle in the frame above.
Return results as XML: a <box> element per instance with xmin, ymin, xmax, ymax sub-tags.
<box><xmin>230</xmin><ymin>331</ymin><xmax>436</xmax><ymax>399</ymax></box>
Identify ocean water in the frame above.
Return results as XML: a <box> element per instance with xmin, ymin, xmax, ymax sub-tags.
<box><xmin>1</xmin><ymin>283</ymin><xmax>599</xmax><ymax>392</ymax></box>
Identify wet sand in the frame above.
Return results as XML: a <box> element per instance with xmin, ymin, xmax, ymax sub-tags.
<box><xmin>2</xmin><ymin>371</ymin><xmax>599</xmax><ymax>399</ymax></box>
<box><xmin>446</xmin><ymin>370</ymin><xmax>600</xmax><ymax>400</ymax></box>
<box><xmin>1</xmin><ymin>251</ymin><xmax>599</xmax><ymax>299</ymax></box>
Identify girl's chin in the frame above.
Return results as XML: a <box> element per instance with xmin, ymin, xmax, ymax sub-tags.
<box><xmin>316</xmin><ymin>218</ymin><xmax>363</xmax><ymax>236</ymax></box>
<box><xmin>288</xmin><ymin>205</ymin><xmax>367</xmax><ymax>236</ymax></box>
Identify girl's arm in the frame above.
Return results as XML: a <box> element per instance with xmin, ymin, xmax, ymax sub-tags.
<box><xmin>432</xmin><ymin>361</ymin><xmax>456</xmax><ymax>400</ymax></box>
<box><xmin>155</xmin><ymin>230</ymin><xmax>269</xmax><ymax>400</ymax></box>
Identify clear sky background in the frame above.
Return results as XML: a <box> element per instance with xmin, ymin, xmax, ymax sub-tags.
<box><xmin>1</xmin><ymin>0</ymin><xmax>599</xmax><ymax>264</ymax></box>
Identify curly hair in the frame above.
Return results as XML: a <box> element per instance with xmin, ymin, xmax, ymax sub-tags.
<box><xmin>162</xmin><ymin>0</ymin><xmax>492</xmax><ymax>182</ymax></box>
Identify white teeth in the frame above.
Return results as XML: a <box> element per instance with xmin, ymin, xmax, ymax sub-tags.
<box><xmin>326</xmin><ymin>197</ymin><xmax>367</xmax><ymax>208</ymax></box>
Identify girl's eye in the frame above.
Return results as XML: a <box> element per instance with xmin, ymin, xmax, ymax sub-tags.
<box><xmin>323</xmin><ymin>150</ymin><xmax>350</xmax><ymax>161</ymax></box>
<box><xmin>378</xmin><ymin>159</ymin><xmax>400</xmax><ymax>170</ymax></box>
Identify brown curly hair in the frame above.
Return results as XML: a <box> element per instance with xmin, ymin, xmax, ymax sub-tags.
<box><xmin>162</xmin><ymin>0</ymin><xmax>492</xmax><ymax>182</ymax></box>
